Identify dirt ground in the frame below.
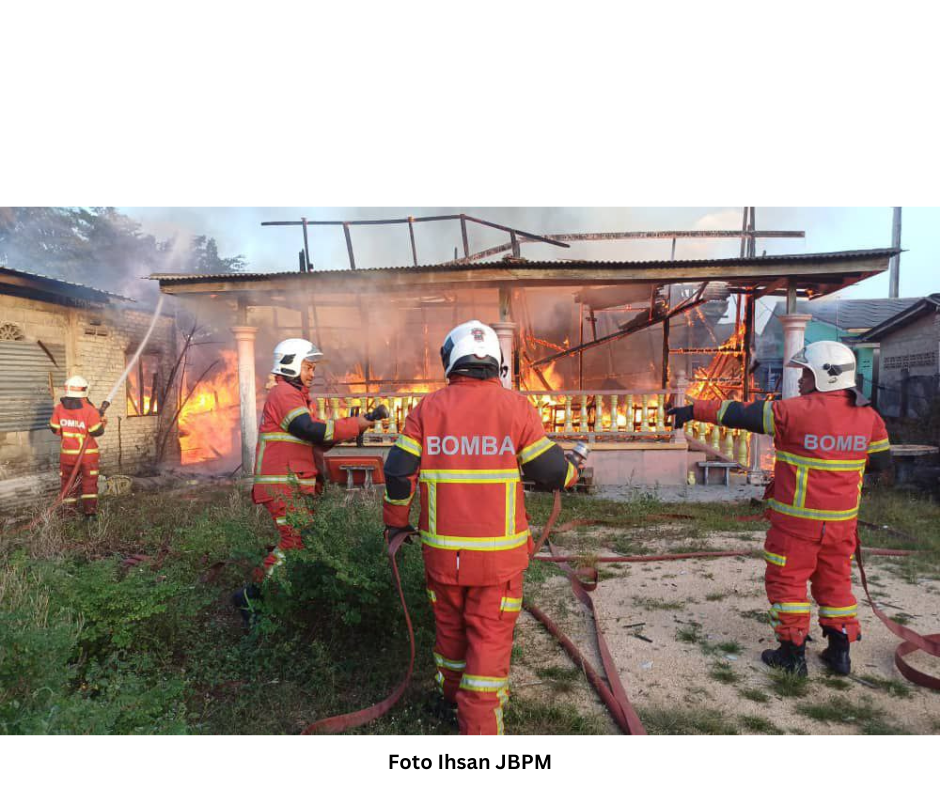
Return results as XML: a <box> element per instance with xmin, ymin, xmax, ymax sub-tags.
<box><xmin>511</xmin><ymin>526</ymin><xmax>940</xmax><ymax>735</ymax></box>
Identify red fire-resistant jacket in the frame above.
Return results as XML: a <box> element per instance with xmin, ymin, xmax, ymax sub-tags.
<box><xmin>50</xmin><ymin>399</ymin><xmax>104</xmax><ymax>461</ymax></box>
<box><xmin>252</xmin><ymin>378</ymin><xmax>360</xmax><ymax>504</ymax></box>
<box><xmin>383</xmin><ymin>376</ymin><xmax>579</xmax><ymax>586</ymax></box>
<box><xmin>693</xmin><ymin>390</ymin><xmax>890</xmax><ymax>538</ymax></box>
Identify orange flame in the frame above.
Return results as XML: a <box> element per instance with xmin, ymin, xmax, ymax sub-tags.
<box><xmin>178</xmin><ymin>350</ymin><xmax>240</xmax><ymax>465</ymax></box>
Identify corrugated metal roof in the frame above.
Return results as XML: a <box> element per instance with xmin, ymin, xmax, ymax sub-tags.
<box><xmin>773</xmin><ymin>297</ymin><xmax>920</xmax><ymax>330</ymax></box>
<box><xmin>0</xmin><ymin>265</ymin><xmax>132</xmax><ymax>302</ymax></box>
<box><xmin>149</xmin><ymin>248</ymin><xmax>899</xmax><ymax>283</ymax></box>
<box><xmin>856</xmin><ymin>294</ymin><xmax>940</xmax><ymax>341</ymax></box>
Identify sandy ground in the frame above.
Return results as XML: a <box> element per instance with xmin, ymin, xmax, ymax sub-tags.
<box><xmin>596</xmin><ymin>474</ymin><xmax>762</xmax><ymax>504</ymax></box>
<box><xmin>511</xmin><ymin>527</ymin><xmax>940</xmax><ymax>735</ymax></box>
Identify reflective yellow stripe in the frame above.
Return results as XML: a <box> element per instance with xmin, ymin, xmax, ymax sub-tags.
<box><xmin>794</xmin><ymin>466</ymin><xmax>809</xmax><ymax>508</ymax></box>
<box><xmin>421</xmin><ymin>530</ymin><xmax>529</xmax><ymax>552</ymax></box>
<box><xmin>776</xmin><ymin>450</ymin><xmax>867</xmax><ymax>471</ymax></box>
<box><xmin>80</xmin><ymin>494</ymin><xmax>98</xmax><ymax>499</ymax></box>
<box><xmin>763</xmin><ymin>401</ymin><xmax>775</xmax><ymax>436</ymax></box>
<box><xmin>62</xmin><ymin>497</ymin><xmax>78</xmax><ymax>504</ymax></box>
<box><xmin>867</xmin><ymin>439</ymin><xmax>890</xmax><ymax>453</ymax></box>
<box><xmin>564</xmin><ymin>461</ymin><xmax>577</xmax><ymax>487</ymax></box>
<box><xmin>50</xmin><ymin>421</ymin><xmax>60</xmax><ymax>428</ymax></box>
<box><xmin>768</xmin><ymin>499</ymin><xmax>858</xmax><ymax>521</ymax></box>
<box><xmin>518</xmin><ymin>436</ymin><xmax>553</xmax><ymax>464</ymax></box>
<box><xmin>428</xmin><ymin>482</ymin><xmax>438</xmax><ymax>534</ymax></box>
<box><xmin>500</xmin><ymin>596</ymin><xmax>523</xmax><ymax>612</ymax></box>
<box><xmin>419</xmin><ymin>469</ymin><xmax>521</xmax><ymax>483</ymax></box>
<box><xmin>275</xmin><ymin>516</ymin><xmax>289</xmax><ymax>525</ymax></box>
<box><xmin>61</xmin><ymin>448</ymin><xmax>98</xmax><ymax>455</ymax></box>
<box><xmin>819</xmin><ymin>605</ymin><xmax>858</xmax><ymax>618</ymax></box>
<box><xmin>426</xmin><ymin>588</ymin><xmax>437</xmax><ymax>604</ymax></box>
<box><xmin>459</xmin><ymin>674</ymin><xmax>508</xmax><ymax>692</ymax></box>
<box><xmin>770</xmin><ymin>602</ymin><xmax>812</xmax><ymax>617</ymax></box>
<box><xmin>324</xmin><ymin>420</ymin><xmax>335</xmax><ymax>442</ymax></box>
<box><xmin>395</xmin><ymin>434</ymin><xmax>422</xmax><ymax>458</ymax></box>
<box><xmin>384</xmin><ymin>491</ymin><xmax>414</xmax><ymax>506</ymax></box>
<box><xmin>434</xmin><ymin>652</ymin><xmax>466</xmax><ymax>671</ymax></box>
<box><xmin>505</xmin><ymin>481</ymin><xmax>516</xmax><ymax>536</ymax></box>
<box><xmin>253</xmin><ymin>475</ymin><xmax>319</xmax><ymax>486</ymax></box>
<box><xmin>260</xmin><ymin>431</ymin><xmax>309</xmax><ymax>446</ymax></box>
<box><xmin>763</xmin><ymin>550</ymin><xmax>787</xmax><ymax>567</ymax></box>
<box><xmin>89</xmin><ymin>470</ymin><xmax>99</xmax><ymax>475</ymax></box>
<box><xmin>62</xmin><ymin>431</ymin><xmax>85</xmax><ymax>439</ymax></box>
<box><xmin>717</xmin><ymin>400</ymin><xmax>732</xmax><ymax>424</ymax></box>
<box><xmin>280</xmin><ymin>407</ymin><xmax>309</xmax><ymax>430</ymax></box>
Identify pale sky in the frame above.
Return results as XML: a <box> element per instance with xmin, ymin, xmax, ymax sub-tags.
<box><xmin>124</xmin><ymin>207</ymin><xmax>939</xmax><ymax>301</ymax></box>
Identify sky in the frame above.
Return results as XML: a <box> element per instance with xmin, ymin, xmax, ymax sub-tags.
<box><xmin>123</xmin><ymin>207</ymin><xmax>939</xmax><ymax>301</ymax></box>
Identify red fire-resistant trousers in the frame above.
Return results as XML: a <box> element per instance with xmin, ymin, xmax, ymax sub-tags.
<box><xmin>426</xmin><ymin>572</ymin><xmax>523</xmax><ymax>735</ymax></box>
<box><xmin>254</xmin><ymin>497</ymin><xmax>310</xmax><ymax>582</ymax></box>
<box><xmin>60</xmin><ymin>456</ymin><xmax>99</xmax><ymax>515</ymax></box>
<box><xmin>763</xmin><ymin>521</ymin><xmax>861</xmax><ymax>646</ymax></box>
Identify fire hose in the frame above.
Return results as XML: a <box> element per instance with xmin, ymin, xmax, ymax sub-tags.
<box><xmin>4</xmin><ymin>295</ymin><xmax>166</xmax><ymax>540</ymax></box>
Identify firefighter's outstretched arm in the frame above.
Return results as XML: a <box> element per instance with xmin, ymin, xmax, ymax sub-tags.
<box><xmin>517</xmin><ymin>405</ymin><xmax>579</xmax><ymax>490</ymax></box>
<box><xmin>284</xmin><ymin>410</ymin><xmax>366</xmax><ymax>445</ymax></box>
<box><xmin>668</xmin><ymin>399</ymin><xmax>776</xmax><ymax>436</ymax></box>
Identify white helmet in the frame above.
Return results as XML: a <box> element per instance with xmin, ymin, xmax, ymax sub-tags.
<box><xmin>787</xmin><ymin>341</ymin><xmax>857</xmax><ymax>393</ymax></box>
<box><xmin>64</xmin><ymin>375</ymin><xmax>90</xmax><ymax>397</ymax></box>
<box><xmin>441</xmin><ymin>320</ymin><xmax>503</xmax><ymax>377</ymax></box>
<box><xmin>271</xmin><ymin>338</ymin><xmax>324</xmax><ymax>378</ymax></box>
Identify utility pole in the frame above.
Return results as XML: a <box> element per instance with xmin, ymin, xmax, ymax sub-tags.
<box><xmin>889</xmin><ymin>207</ymin><xmax>901</xmax><ymax>298</ymax></box>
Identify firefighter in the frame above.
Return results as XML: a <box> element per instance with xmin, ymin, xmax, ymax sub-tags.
<box><xmin>49</xmin><ymin>376</ymin><xmax>106</xmax><ymax>518</ymax></box>
<box><xmin>668</xmin><ymin>341</ymin><xmax>892</xmax><ymax>676</ymax></box>
<box><xmin>232</xmin><ymin>338</ymin><xmax>373</xmax><ymax>620</ymax></box>
<box><xmin>383</xmin><ymin>320</ymin><xmax>582</xmax><ymax>735</ymax></box>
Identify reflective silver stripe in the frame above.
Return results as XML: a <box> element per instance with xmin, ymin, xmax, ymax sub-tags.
<box><xmin>419</xmin><ymin>469</ymin><xmax>521</xmax><ymax>483</ymax></box>
<box><xmin>819</xmin><ymin>605</ymin><xmax>858</xmax><ymax>618</ymax></box>
<box><xmin>771</xmin><ymin>602</ymin><xmax>812</xmax><ymax>614</ymax></box>
<box><xmin>717</xmin><ymin>400</ymin><xmax>731</xmax><ymax>423</ymax></box>
<box><xmin>324</xmin><ymin>420</ymin><xmax>335</xmax><ymax>442</ymax></box>
<box><xmin>500</xmin><ymin>596</ymin><xmax>523</xmax><ymax>612</ymax></box>
<box><xmin>260</xmin><ymin>431</ymin><xmax>309</xmax><ymax>446</ymax></box>
<box><xmin>253</xmin><ymin>475</ymin><xmax>319</xmax><ymax>486</ymax></box>
<box><xmin>763</xmin><ymin>550</ymin><xmax>786</xmax><ymax>567</ymax></box>
<box><xmin>420</xmin><ymin>530</ymin><xmax>529</xmax><ymax>552</ymax></box>
<box><xmin>867</xmin><ymin>439</ymin><xmax>890</xmax><ymax>453</ymax></box>
<box><xmin>384</xmin><ymin>491</ymin><xmax>414</xmax><ymax>506</ymax></box>
<box><xmin>459</xmin><ymin>674</ymin><xmax>508</xmax><ymax>692</ymax></box>
<box><xmin>518</xmin><ymin>437</ymin><xmax>553</xmax><ymax>464</ymax></box>
<box><xmin>395</xmin><ymin>434</ymin><xmax>422</xmax><ymax>457</ymax></box>
<box><xmin>434</xmin><ymin>652</ymin><xmax>466</xmax><ymax>671</ymax></box>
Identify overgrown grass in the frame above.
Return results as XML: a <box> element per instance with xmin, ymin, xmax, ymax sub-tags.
<box><xmin>739</xmin><ymin>714</ymin><xmax>783</xmax><ymax>734</ymax></box>
<box><xmin>857</xmin><ymin>674</ymin><xmax>913</xmax><ymax>699</ymax></box>
<box><xmin>639</xmin><ymin>705</ymin><xmax>738</xmax><ymax>735</ymax></box>
<box><xmin>535</xmin><ymin>665</ymin><xmax>581</xmax><ymax>693</ymax></box>
<box><xmin>708</xmin><ymin>662</ymin><xmax>739</xmax><ymax>685</ymax></box>
<box><xmin>738</xmin><ymin>688</ymin><xmax>770</xmax><ymax>704</ymax></box>
<box><xmin>767</xmin><ymin>668</ymin><xmax>810</xmax><ymax>698</ymax></box>
<box><xmin>794</xmin><ymin>696</ymin><xmax>909</xmax><ymax>734</ymax></box>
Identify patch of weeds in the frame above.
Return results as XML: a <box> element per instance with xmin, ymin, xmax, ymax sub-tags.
<box><xmin>739</xmin><ymin>714</ymin><xmax>783</xmax><ymax>734</ymax></box>
<box><xmin>857</xmin><ymin>674</ymin><xmax>913</xmax><ymax>699</ymax></box>
<box><xmin>505</xmin><ymin>698</ymin><xmax>610</xmax><ymax>735</ymax></box>
<box><xmin>767</xmin><ymin>668</ymin><xmax>810</xmax><ymax>698</ymax></box>
<box><xmin>739</xmin><ymin>608</ymin><xmax>770</xmax><ymax>623</ymax></box>
<box><xmin>632</xmin><ymin>596</ymin><xmax>685</xmax><ymax>612</ymax></box>
<box><xmin>708</xmin><ymin>662</ymin><xmax>739</xmax><ymax>685</ymax></box>
<box><xmin>676</xmin><ymin>623</ymin><xmax>702</xmax><ymax>644</ymax></box>
<box><xmin>700</xmin><ymin>639</ymin><xmax>742</xmax><ymax>657</ymax></box>
<box><xmin>889</xmin><ymin>612</ymin><xmax>913</xmax><ymax>626</ymax></box>
<box><xmin>738</xmin><ymin>688</ymin><xmax>770</xmax><ymax>704</ymax></box>
<box><xmin>705</xmin><ymin>591</ymin><xmax>728</xmax><ymax>602</ymax></box>
<box><xmin>796</xmin><ymin>695</ymin><xmax>907</xmax><ymax>734</ymax></box>
<box><xmin>535</xmin><ymin>665</ymin><xmax>581</xmax><ymax>693</ymax></box>
<box><xmin>819</xmin><ymin>676</ymin><xmax>852</xmax><ymax>691</ymax></box>
<box><xmin>640</xmin><ymin>705</ymin><xmax>739</xmax><ymax>735</ymax></box>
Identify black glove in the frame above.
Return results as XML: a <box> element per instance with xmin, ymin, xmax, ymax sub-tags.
<box><xmin>367</xmin><ymin>404</ymin><xmax>390</xmax><ymax>422</ymax></box>
<box><xmin>384</xmin><ymin>525</ymin><xmax>418</xmax><ymax>545</ymax></box>
<box><xmin>666</xmin><ymin>404</ymin><xmax>694</xmax><ymax>430</ymax></box>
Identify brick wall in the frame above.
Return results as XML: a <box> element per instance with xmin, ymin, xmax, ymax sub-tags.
<box><xmin>0</xmin><ymin>294</ymin><xmax>179</xmax><ymax>516</ymax></box>
<box><xmin>877</xmin><ymin>310</ymin><xmax>940</xmax><ymax>418</ymax></box>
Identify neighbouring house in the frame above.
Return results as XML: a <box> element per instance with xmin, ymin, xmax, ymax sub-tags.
<box><xmin>0</xmin><ymin>266</ymin><xmax>179</xmax><ymax>519</ymax></box>
<box><xmin>855</xmin><ymin>293</ymin><xmax>940</xmax><ymax>418</ymax></box>
<box><xmin>756</xmin><ymin>297</ymin><xmax>918</xmax><ymax>400</ymax></box>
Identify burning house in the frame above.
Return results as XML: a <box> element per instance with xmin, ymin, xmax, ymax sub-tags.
<box><xmin>148</xmin><ymin>218</ymin><xmax>897</xmax><ymax>489</ymax></box>
<box><xmin>0</xmin><ymin>266</ymin><xmax>179</xmax><ymax>517</ymax></box>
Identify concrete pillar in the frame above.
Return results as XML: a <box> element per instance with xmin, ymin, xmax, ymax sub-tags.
<box><xmin>780</xmin><ymin>314</ymin><xmax>812</xmax><ymax>400</ymax></box>
<box><xmin>492</xmin><ymin>321</ymin><xmax>516</xmax><ymax>390</ymax></box>
<box><xmin>231</xmin><ymin>325</ymin><xmax>259</xmax><ymax>474</ymax></box>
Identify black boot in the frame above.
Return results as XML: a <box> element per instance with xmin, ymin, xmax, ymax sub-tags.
<box><xmin>231</xmin><ymin>584</ymin><xmax>262</xmax><ymax>627</ymax></box>
<box><xmin>425</xmin><ymin>694</ymin><xmax>459</xmax><ymax>731</ymax></box>
<box><xmin>820</xmin><ymin>628</ymin><xmax>851</xmax><ymax>675</ymax></box>
<box><xmin>761</xmin><ymin>640</ymin><xmax>808</xmax><ymax>676</ymax></box>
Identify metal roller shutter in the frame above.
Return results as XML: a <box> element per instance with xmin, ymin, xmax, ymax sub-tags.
<box><xmin>0</xmin><ymin>341</ymin><xmax>67</xmax><ymax>432</ymax></box>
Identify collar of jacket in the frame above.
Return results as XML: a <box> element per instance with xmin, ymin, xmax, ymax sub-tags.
<box><xmin>447</xmin><ymin>374</ymin><xmax>502</xmax><ymax>387</ymax></box>
<box><xmin>805</xmin><ymin>388</ymin><xmax>870</xmax><ymax>408</ymax></box>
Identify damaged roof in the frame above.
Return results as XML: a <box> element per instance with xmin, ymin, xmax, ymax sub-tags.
<box><xmin>0</xmin><ymin>265</ymin><xmax>133</xmax><ymax>304</ymax></box>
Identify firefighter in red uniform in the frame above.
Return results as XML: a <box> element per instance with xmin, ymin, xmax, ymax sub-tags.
<box><xmin>49</xmin><ymin>375</ymin><xmax>106</xmax><ymax>518</ymax></box>
<box><xmin>232</xmin><ymin>338</ymin><xmax>374</xmax><ymax>620</ymax></box>
<box><xmin>383</xmin><ymin>320</ymin><xmax>581</xmax><ymax>735</ymax></box>
<box><xmin>669</xmin><ymin>341</ymin><xmax>891</xmax><ymax>676</ymax></box>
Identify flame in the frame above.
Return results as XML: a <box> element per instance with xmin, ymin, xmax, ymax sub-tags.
<box><xmin>178</xmin><ymin>350</ymin><xmax>241</xmax><ymax>465</ymax></box>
